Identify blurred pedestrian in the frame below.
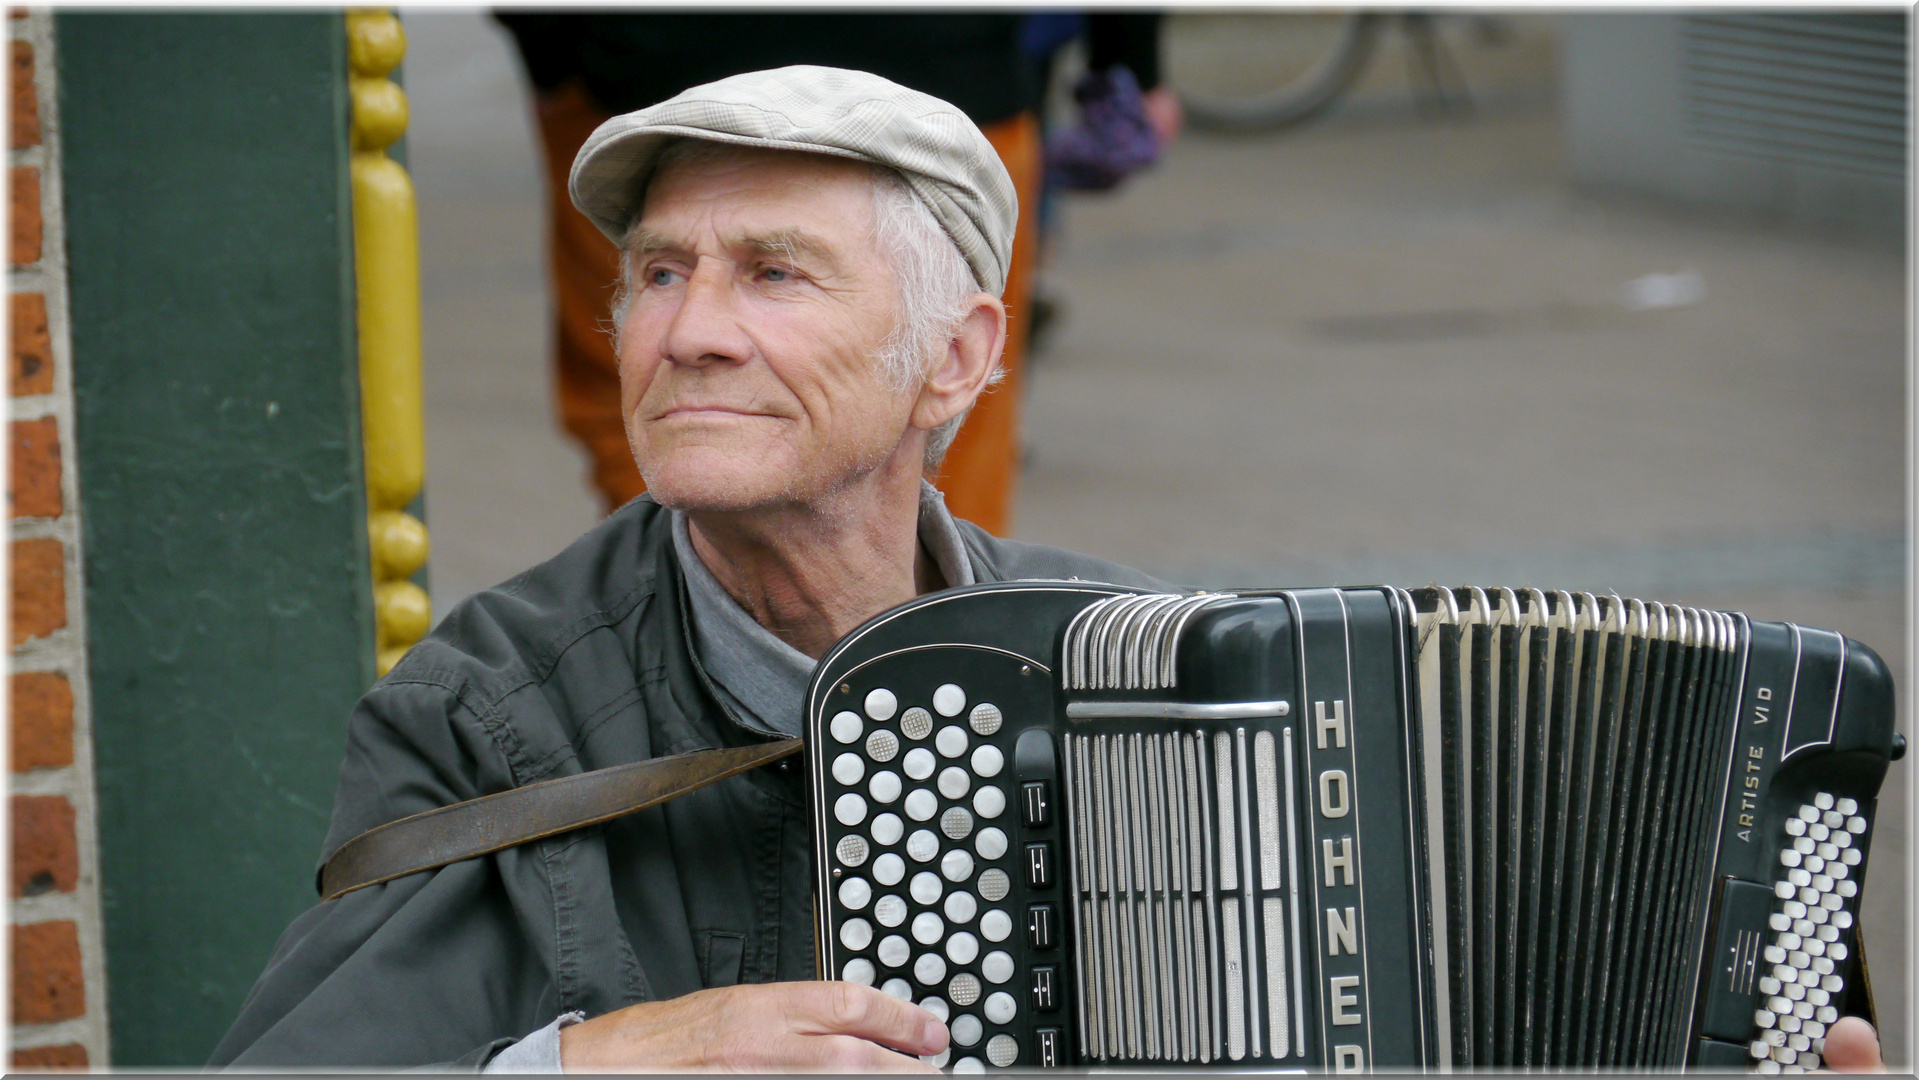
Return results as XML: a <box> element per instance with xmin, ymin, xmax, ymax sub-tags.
<box><xmin>497</xmin><ymin>13</ymin><xmax>1043</xmax><ymax>534</ymax></box>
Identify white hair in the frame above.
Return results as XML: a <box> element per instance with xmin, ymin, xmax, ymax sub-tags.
<box><xmin>609</xmin><ymin>138</ymin><xmax>996</xmax><ymax>469</ymax></box>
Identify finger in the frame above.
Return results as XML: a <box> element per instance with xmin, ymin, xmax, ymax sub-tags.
<box><xmin>783</xmin><ymin>1032</ymin><xmax>941</xmax><ymax>1074</ymax></box>
<box><xmin>780</xmin><ymin>981</ymin><xmax>949</xmax><ymax>1056</ymax></box>
<box><xmin>1819</xmin><ymin>1016</ymin><xmax>1885</xmax><ymax>1073</ymax></box>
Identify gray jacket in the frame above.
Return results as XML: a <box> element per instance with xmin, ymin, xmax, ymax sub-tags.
<box><xmin>209</xmin><ymin>495</ymin><xmax>1164</xmax><ymax>1068</ymax></box>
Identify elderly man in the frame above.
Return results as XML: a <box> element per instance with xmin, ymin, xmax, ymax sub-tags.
<box><xmin>209</xmin><ymin>67</ymin><xmax>1160</xmax><ymax>1071</ymax></box>
<box><xmin>212</xmin><ymin>67</ymin><xmax>1888</xmax><ymax>1073</ymax></box>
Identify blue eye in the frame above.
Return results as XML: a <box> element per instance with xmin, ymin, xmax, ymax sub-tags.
<box><xmin>763</xmin><ymin>267</ymin><xmax>789</xmax><ymax>282</ymax></box>
<box><xmin>649</xmin><ymin>268</ymin><xmax>676</xmax><ymax>286</ymax></box>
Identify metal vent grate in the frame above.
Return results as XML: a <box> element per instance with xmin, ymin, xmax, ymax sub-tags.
<box><xmin>1682</xmin><ymin>13</ymin><xmax>1908</xmax><ymax>179</ymax></box>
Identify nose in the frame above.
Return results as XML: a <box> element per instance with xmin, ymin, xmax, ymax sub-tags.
<box><xmin>661</xmin><ymin>257</ymin><xmax>751</xmax><ymax>369</ymax></box>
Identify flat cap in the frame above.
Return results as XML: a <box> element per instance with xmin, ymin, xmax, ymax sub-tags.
<box><xmin>569</xmin><ymin>65</ymin><xmax>1017</xmax><ymax>296</ymax></box>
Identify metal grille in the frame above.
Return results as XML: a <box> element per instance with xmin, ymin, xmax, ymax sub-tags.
<box><xmin>1682</xmin><ymin>13</ymin><xmax>1908</xmax><ymax>179</ymax></box>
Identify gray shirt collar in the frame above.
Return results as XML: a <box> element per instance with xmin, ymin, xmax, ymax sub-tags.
<box><xmin>672</xmin><ymin>481</ymin><xmax>974</xmax><ymax>736</ymax></box>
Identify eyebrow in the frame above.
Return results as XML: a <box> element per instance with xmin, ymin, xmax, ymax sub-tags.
<box><xmin>625</xmin><ymin>226</ymin><xmax>845</xmax><ymax>274</ymax></box>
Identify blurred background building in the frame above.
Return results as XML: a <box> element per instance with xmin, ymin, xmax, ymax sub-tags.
<box><xmin>6</xmin><ymin>7</ymin><xmax>1910</xmax><ymax>1068</ymax></box>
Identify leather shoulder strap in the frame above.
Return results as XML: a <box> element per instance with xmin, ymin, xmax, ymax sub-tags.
<box><xmin>318</xmin><ymin>738</ymin><xmax>801</xmax><ymax>901</ymax></box>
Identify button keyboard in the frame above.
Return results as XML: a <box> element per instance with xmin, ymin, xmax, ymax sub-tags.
<box><xmin>1749</xmin><ymin>791</ymin><xmax>1867</xmax><ymax>1074</ymax></box>
<box><xmin>821</xmin><ymin>673</ymin><xmax>1060</xmax><ymax>1069</ymax></box>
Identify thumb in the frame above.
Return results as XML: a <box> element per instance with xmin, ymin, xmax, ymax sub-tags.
<box><xmin>1819</xmin><ymin>1016</ymin><xmax>1885</xmax><ymax>1072</ymax></box>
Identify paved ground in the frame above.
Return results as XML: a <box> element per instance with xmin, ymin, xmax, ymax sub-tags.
<box><xmin>400</xmin><ymin>11</ymin><xmax>1908</xmax><ymax>1064</ymax></box>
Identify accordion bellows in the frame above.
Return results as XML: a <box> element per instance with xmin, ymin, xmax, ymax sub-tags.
<box><xmin>806</xmin><ymin>582</ymin><xmax>1899</xmax><ymax>1072</ymax></box>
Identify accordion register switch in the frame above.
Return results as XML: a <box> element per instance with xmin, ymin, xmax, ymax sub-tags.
<box><xmin>804</xmin><ymin>581</ymin><xmax>1901</xmax><ymax>1072</ymax></box>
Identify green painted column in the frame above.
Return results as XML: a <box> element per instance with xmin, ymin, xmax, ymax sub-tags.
<box><xmin>56</xmin><ymin>12</ymin><xmax>375</xmax><ymax>1066</ymax></box>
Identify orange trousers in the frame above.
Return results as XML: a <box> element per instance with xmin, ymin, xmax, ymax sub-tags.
<box><xmin>534</xmin><ymin>82</ymin><xmax>1039</xmax><ymax>535</ymax></box>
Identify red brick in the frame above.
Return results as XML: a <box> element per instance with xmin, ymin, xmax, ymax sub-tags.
<box><xmin>9</xmin><ymin>537</ymin><xmax>64</xmax><ymax>648</ymax></box>
<box><xmin>10</xmin><ymin>291</ymin><xmax>51</xmax><ymax>395</ymax></box>
<box><xmin>9</xmin><ymin>671</ymin><xmax>73</xmax><ymax>771</ymax></box>
<box><xmin>10</xmin><ymin>416</ymin><xmax>60</xmax><ymax>519</ymax></box>
<box><xmin>11</xmin><ymin>1043</ymin><xmax>88</xmax><ymax>1070</ymax></box>
<box><xmin>11</xmin><ymin>166</ymin><xmax>41</xmax><ymax>266</ymax></box>
<box><xmin>10</xmin><ymin>795</ymin><xmax>76</xmax><ymax>897</ymax></box>
<box><xmin>10</xmin><ymin>920</ymin><xmax>84</xmax><ymax>1024</ymax></box>
<box><xmin>9</xmin><ymin>41</ymin><xmax>36</xmax><ymax>150</ymax></box>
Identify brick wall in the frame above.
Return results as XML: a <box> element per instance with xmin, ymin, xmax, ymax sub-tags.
<box><xmin>8</xmin><ymin>7</ymin><xmax>109</xmax><ymax>1068</ymax></box>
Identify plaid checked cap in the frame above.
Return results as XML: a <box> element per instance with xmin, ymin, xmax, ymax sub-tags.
<box><xmin>569</xmin><ymin>65</ymin><xmax>1017</xmax><ymax>297</ymax></box>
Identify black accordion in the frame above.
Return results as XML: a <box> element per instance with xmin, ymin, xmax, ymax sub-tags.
<box><xmin>803</xmin><ymin>582</ymin><xmax>1900</xmax><ymax>1072</ymax></box>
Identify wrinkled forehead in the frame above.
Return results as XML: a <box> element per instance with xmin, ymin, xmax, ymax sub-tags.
<box><xmin>635</xmin><ymin>140</ymin><xmax>884</xmax><ymax>241</ymax></box>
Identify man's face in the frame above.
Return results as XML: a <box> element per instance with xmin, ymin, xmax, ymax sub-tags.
<box><xmin>618</xmin><ymin>146</ymin><xmax>917</xmax><ymax>513</ymax></box>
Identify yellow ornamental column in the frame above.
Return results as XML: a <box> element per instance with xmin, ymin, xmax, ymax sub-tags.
<box><xmin>347</xmin><ymin>8</ymin><xmax>430</xmax><ymax>677</ymax></box>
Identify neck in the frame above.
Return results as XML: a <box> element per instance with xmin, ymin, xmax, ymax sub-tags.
<box><xmin>683</xmin><ymin>450</ymin><xmax>942</xmax><ymax>661</ymax></box>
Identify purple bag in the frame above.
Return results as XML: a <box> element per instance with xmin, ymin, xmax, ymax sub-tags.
<box><xmin>1045</xmin><ymin>64</ymin><xmax>1161</xmax><ymax>192</ymax></box>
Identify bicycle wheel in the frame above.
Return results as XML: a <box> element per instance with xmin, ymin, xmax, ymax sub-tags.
<box><xmin>1166</xmin><ymin>11</ymin><xmax>1381</xmax><ymax>132</ymax></box>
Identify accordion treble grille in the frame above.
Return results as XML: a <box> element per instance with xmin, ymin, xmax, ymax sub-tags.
<box><xmin>1064</xmin><ymin>726</ymin><xmax>1304</xmax><ymax>1065</ymax></box>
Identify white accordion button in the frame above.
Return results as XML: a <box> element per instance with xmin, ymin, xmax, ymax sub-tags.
<box><xmin>836</xmin><ymin>835</ymin><xmax>869</xmax><ymax>868</ymax></box>
<box><xmin>978</xmin><ymin>869</ymin><xmax>1011</xmax><ymax>903</ymax></box>
<box><xmin>907</xmin><ymin>829</ymin><xmax>940</xmax><ymax>863</ymax></box>
<box><xmin>899</xmin><ymin>707</ymin><xmax>933</xmax><ymax>741</ymax></box>
<box><xmin>939</xmin><ymin>766</ymin><xmax>972</xmax><ymax>800</ymax></box>
<box><xmin>830</xmin><ymin>711</ymin><xmax>862</xmax><ymax>744</ymax></box>
<box><xmin>944</xmin><ymin>890</ymin><xmax>977</xmax><ymax>924</ymax></box>
<box><xmin>933</xmin><ymin>684</ymin><xmax>966</xmax><ymax>717</ymax></box>
<box><xmin>874</xmin><ymin>894</ymin><xmax>907</xmax><ymax>927</ymax></box>
<box><xmin>986</xmin><ymin>1034</ymin><xmax>1019</xmax><ymax>1068</ymax></box>
<box><xmin>865</xmin><ymin>688</ymin><xmax>898</xmax><ymax>721</ymax></box>
<box><xmin>921</xmin><ymin>1049</ymin><xmax>950</xmax><ymax>1069</ymax></box>
<box><xmin>1785</xmin><ymin>817</ymin><xmax>1806</xmax><ymax>836</ymax></box>
<box><xmin>952</xmin><ymin>1014</ymin><xmax>983</xmax><ymax>1047</ymax></box>
<box><xmin>1796</xmin><ymin>804</ymin><xmax>1819</xmax><ymax>822</ymax></box>
<box><xmin>981</xmin><ymin>950</ymin><xmax>1015</xmax><ymax>984</ymax></box>
<box><xmin>1814</xmin><ymin>792</ymin><xmax>1834</xmax><ymax>811</ymax></box>
<box><xmin>1816</xmin><ymin>924</ymin><xmax>1840</xmax><ymax>943</ymax></box>
<box><xmin>1841</xmin><ymin>847</ymin><xmax>1862</xmax><ymax>865</ymax></box>
<box><xmin>1822</xmin><ymin>810</ymin><xmax>1844</xmax><ymax>829</ymax></box>
<box><xmin>943</xmin><ymin>849</ymin><xmax>975</xmax><ymax>882</ymax></box>
<box><xmin>1847</xmin><ymin>816</ymin><xmax>1867</xmax><ymax>834</ymax></box>
<box><xmin>840</xmin><ymin>918</ymin><xmax>873</xmax><ymax>951</ymax></box>
<box><xmin>984</xmin><ymin>992</ymin><xmax>1016</xmax><ymax>1025</ymax></box>
<box><xmin>911</xmin><ymin>871</ymin><xmax>944</xmax><ymax>905</ymax></box>
<box><xmin>1769</xmin><ymin>913</ymin><xmax>1791</xmax><ymax>932</ymax></box>
<box><xmin>839</xmin><ymin>877</ymin><xmax>871</xmax><ymax>910</ymax></box>
<box><xmin>1793</xmin><ymin>836</ymin><xmax>1816</xmax><ymax>855</ymax></box>
<box><xmin>833</xmin><ymin>753</ymin><xmax>865</xmax><ymax>786</ymax></box>
<box><xmin>941</xmin><ymin>806</ymin><xmax>975</xmax><ymax>841</ymax></box>
<box><xmin>1765</xmin><ymin>946</ymin><xmax>1786</xmax><ymax>965</ymax></box>
<box><xmin>969</xmin><ymin>703</ymin><xmax>1002</xmax><ymax>736</ymax></box>
<box><xmin>954</xmin><ymin>1055</ymin><xmax>984</xmax><ymax>1074</ymax></box>
<box><xmin>871</xmin><ymin>813</ymin><xmax>904</xmax><ymax>847</ymax></box>
<box><xmin>904</xmin><ymin>788</ymin><xmax>938</xmax><ymax>821</ymax></box>
<box><xmin>1838</xmin><ymin>879</ymin><xmax>1858</xmax><ymax>898</ymax></box>
<box><xmin>973</xmin><ymin>786</ymin><xmax>1006</xmax><ymax>819</ymax></box>
<box><xmin>976</xmin><ymin>827</ymin><xmax>1009</xmax><ymax>861</ymax></box>
<box><xmin>1836</xmin><ymin>797</ymin><xmax>1857</xmax><ymax>815</ymax></box>
<box><xmin>948</xmin><ymin>972</ymin><xmax>982</xmax><ymax>1007</ymax></box>
<box><xmin>842</xmin><ymin>958</ymin><xmax>876</xmax><ymax>986</ymax></box>
<box><xmin>1779</xmin><ymin>849</ymin><xmax>1801</xmax><ymax>868</ymax></box>
<box><xmin>970</xmin><ymin>745</ymin><xmax>1004</xmax><ymax>779</ymax></box>
<box><xmin>873</xmin><ymin>853</ymin><xmax>906</xmax><ymax>887</ymax></box>
<box><xmin>919</xmin><ymin>996</ymin><xmax>950</xmax><ymax>1023</ymax></box>
<box><xmin>1808</xmin><ymin>822</ymin><xmax>1829</xmax><ymax>842</ymax></box>
<box><xmin>1833</xmin><ymin>910</ymin><xmax>1854</xmax><ymax>930</ymax></box>
<box><xmin>914</xmin><ymin>953</ymin><xmax>947</xmax><ymax>986</ymax></box>
<box><xmin>903</xmin><ymin>748</ymin><xmax>936</xmax><ymax>781</ymax></box>
<box><xmin>835</xmin><ymin>793</ymin><xmax>867</xmax><ymax>826</ymax></box>
<box><xmin>936</xmin><ymin>726</ymin><xmax>968</xmax><ymax>759</ymax></box>
<box><xmin>980</xmin><ymin>909</ymin><xmax>1012</xmax><ymax>942</ymax></box>
<box><xmin>869</xmin><ymin>770</ymin><xmax>902</xmax><ymax>804</ymax></box>
<box><xmin>866</xmin><ymin>729</ymin><xmax>899</xmax><ymax>763</ymax></box>
<box><xmin>946</xmin><ymin>931</ymin><xmax>980</xmax><ymax>965</ymax></box>
<box><xmin>877</xmin><ymin>935</ymin><xmax>910</xmax><ymax>968</ymax></box>
<box><xmin>912</xmin><ymin>911</ymin><xmax>945</xmax><ymax>945</ymax></box>
<box><xmin>881</xmin><ymin>978</ymin><xmax>912</xmax><ymax>1001</ymax></box>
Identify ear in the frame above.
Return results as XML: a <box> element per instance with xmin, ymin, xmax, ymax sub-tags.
<box><xmin>908</xmin><ymin>293</ymin><xmax>1006</xmax><ymax>434</ymax></box>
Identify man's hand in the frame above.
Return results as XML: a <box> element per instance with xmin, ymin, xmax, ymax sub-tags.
<box><xmin>557</xmin><ymin>981</ymin><xmax>948</xmax><ymax>1071</ymax></box>
<box><xmin>1820</xmin><ymin>1016</ymin><xmax>1885</xmax><ymax>1072</ymax></box>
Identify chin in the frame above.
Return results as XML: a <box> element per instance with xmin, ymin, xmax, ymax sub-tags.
<box><xmin>638</xmin><ymin>448</ymin><xmax>805</xmax><ymax>514</ymax></box>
